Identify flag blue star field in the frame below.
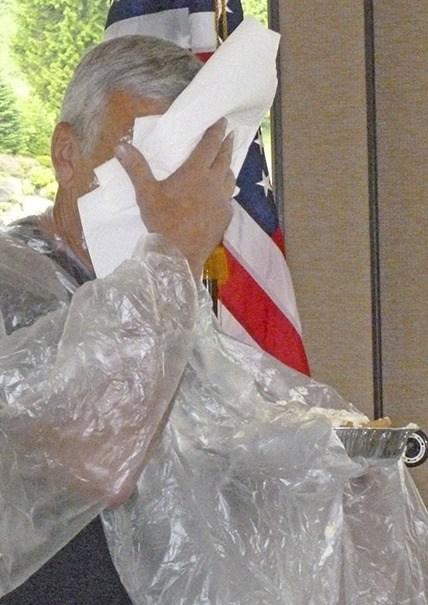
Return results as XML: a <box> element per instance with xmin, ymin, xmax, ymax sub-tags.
<box><xmin>105</xmin><ymin>0</ymin><xmax>309</xmax><ymax>375</ymax></box>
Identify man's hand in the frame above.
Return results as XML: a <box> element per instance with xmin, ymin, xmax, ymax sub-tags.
<box><xmin>115</xmin><ymin>119</ymin><xmax>235</xmax><ymax>278</ymax></box>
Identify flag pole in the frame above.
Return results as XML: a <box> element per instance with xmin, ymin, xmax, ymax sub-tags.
<box><xmin>202</xmin><ymin>0</ymin><xmax>230</xmax><ymax>317</ymax></box>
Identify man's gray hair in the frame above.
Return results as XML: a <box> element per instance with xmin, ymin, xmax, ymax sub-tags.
<box><xmin>60</xmin><ymin>35</ymin><xmax>202</xmax><ymax>155</ymax></box>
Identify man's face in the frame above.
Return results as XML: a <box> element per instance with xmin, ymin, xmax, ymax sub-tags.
<box><xmin>74</xmin><ymin>90</ymin><xmax>172</xmax><ymax>199</ymax></box>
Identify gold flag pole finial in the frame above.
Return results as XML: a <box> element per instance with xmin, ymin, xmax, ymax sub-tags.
<box><xmin>204</xmin><ymin>1</ymin><xmax>230</xmax><ymax>315</ymax></box>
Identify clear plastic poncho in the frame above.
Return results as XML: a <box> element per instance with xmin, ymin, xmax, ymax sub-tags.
<box><xmin>0</xmin><ymin>213</ymin><xmax>427</xmax><ymax>605</ymax></box>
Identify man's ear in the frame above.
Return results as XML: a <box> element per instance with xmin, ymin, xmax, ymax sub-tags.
<box><xmin>51</xmin><ymin>122</ymin><xmax>81</xmax><ymax>189</ymax></box>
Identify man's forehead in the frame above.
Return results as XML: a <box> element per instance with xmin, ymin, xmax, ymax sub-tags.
<box><xmin>105</xmin><ymin>90</ymin><xmax>172</xmax><ymax>125</ymax></box>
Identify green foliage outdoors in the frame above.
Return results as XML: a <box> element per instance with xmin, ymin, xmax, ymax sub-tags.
<box><xmin>0</xmin><ymin>73</ymin><xmax>24</xmax><ymax>154</ymax></box>
<box><xmin>11</xmin><ymin>0</ymin><xmax>109</xmax><ymax>119</ymax></box>
<box><xmin>0</xmin><ymin>0</ymin><xmax>109</xmax><ymax>217</ymax></box>
<box><xmin>0</xmin><ymin>0</ymin><xmax>109</xmax><ymax>158</ymax></box>
<box><xmin>29</xmin><ymin>164</ymin><xmax>54</xmax><ymax>189</ymax></box>
<box><xmin>242</xmin><ymin>0</ymin><xmax>268</xmax><ymax>26</ymax></box>
<box><xmin>19</xmin><ymin>96</ymin><xmax>56</xmax><ymax>157</ymax></box>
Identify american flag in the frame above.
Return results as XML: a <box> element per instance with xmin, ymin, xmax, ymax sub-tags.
<box><xmin>105</xmin><ymin>0</ymin><xmax>310</xmax><ymax>375</ymax></box>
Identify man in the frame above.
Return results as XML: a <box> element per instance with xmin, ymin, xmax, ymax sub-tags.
<box><xmin>0</xmin><ymin>35</ymin><xmax>234</xmax><ymax>603</ymax></box>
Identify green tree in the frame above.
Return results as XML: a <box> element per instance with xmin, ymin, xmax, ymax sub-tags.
<box><xmin>0</xmin><ymin>0</ymin><xmax>13</xmax><ymax>18</ymax></box>
<box><xmin>19</xmin><ymin>94</ymin><xmax>56</xmax><ymax>156</ymax></box>
<box><xmin>11</xmin><ymin>0</ymin><xmax>109</xmax><ymax>119</ymax></box>
<box><xmin>0</xmin><ymin>73</ymin><xmax>24</xmax><ymax>154</ymax></box>
<box><xmin>242</xmin><ymin>0</ymin><xmax>268</xmax><ymax>27</ymax></box>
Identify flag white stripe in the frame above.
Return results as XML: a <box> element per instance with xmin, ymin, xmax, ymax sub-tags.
<box><xmin>189</xmin><ymin>12</ymin><xmax>217</xmax><ymax>52</ymax></box>
<box><xmin>218</xmin><ymin>303</ymin><xmax>262</xmax><ymax>349</ymax></box>
<box><xmin>104</xmin><ymin>9</ymin><xmax>217</xmax><ymax>53</ymax></box>
<box><xmin>104</xmin><ymin>9</ymin><xmax>191</xmax><ymax>49</ymax></box>
<box><xmin>224</xmin><ymin>200</ymin><xmax>302</xmax><ymax>335</ymax></box>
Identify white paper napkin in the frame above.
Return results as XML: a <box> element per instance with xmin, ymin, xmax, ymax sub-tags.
<box><xmin>78</xmin><ymin>17</ymin><xmax>280</xmax><ymax>278</ymax></box>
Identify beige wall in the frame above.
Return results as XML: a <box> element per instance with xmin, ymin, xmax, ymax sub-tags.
<box><xmin>277</xmin><ymin>0</ymin><xmax>428</xmax><ymax>500</ymax></box>
<box><xmin>278</xmin><ymin>1</ymin><xmax>374</xmax><ymax>415</ymax></box>
<box><xmin>373</xmin><ymin>0</ymin><xmax>428</xmax><ymax>499</ymax></box>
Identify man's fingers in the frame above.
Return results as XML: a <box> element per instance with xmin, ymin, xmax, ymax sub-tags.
<box><xmin>224</xmin><ymin>169</ymin><xmax>236</xmax><ymax>200</ymax></box>
<box><xmin>186</xmin><ymin>118</ymin><xmax>228</xmax><ymax>170</ymax></box>
<box><xmin>211</xmin><ymin>131</ymin><xmax>234</xmax><ymax>176</ymax></box>
<box><xmin>114</xmin><ymin>142</ymin><xmax>155</xmax><ymax>188</ymax></box>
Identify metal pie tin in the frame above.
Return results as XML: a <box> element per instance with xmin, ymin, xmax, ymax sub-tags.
<box><xmin>335</xmin><ymin>427</ymin><xmax>415</xmax><ymax>460</ymax></box>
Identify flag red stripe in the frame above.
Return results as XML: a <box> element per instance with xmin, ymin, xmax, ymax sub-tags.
<box><xmin>220</xmin><ymin>249</ymin><xmax>310</xmax><ymax>375</ymax></box>
<box><xmin>195</xmin><ymin>51</ymin><xmax>214</xmax><ymax>62</ymax></box>
<box><xmin>271</xmin><ymin>226</ymin><xmax>285</xmax><ymax>253</ymax></box>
